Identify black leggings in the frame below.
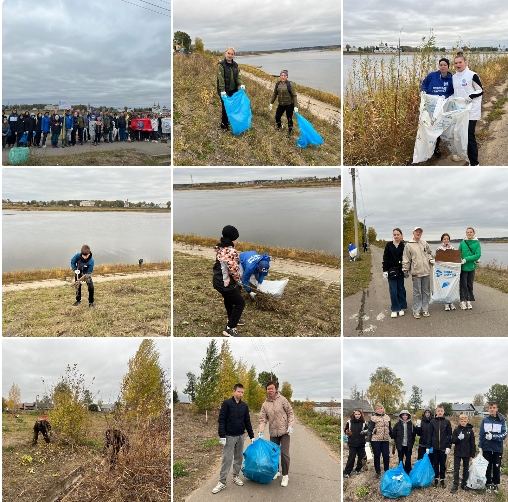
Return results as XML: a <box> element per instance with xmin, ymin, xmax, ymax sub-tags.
<box><xmin>460</xmin><ymin>269</ymin><xmax>475</xmax><ymax>302</ymax></box>
<box><xmin>219</xmin><ymin>287</ymin><xmax>245</xmax><ymax>329</ymax></box>
<box><xmin>433</xmin><ymin>449</ymin><xmax>447</xmax><ymax>479</ymax></box>
<box><xmin>344</xmin><ymin>445</ymin><xmax>365</xmax><ymax>475</ymax></box>
<box><xmin>468</xmin><ymin>120</ymin><xmax>478</xmax><ymax>166</ymax></box>
<box><xmin>275</xmin><ymin>104</ymin><xmax>294</xmax><ymax>131</ymax></box>
<box><xmin>371</xmin><ymin>441</ymin><xmax>390</xmax><ymax>473</ymax></box>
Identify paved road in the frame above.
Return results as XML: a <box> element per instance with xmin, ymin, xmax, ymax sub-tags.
<box><xmin>344</xmin><ymin>246</ymin><xmax>508</xmax><ymax>336</ymax></box>
<box><xmin>186</xmin><ymin>417</ymin><xmax>340</xmax><ymax>502</ymax></box>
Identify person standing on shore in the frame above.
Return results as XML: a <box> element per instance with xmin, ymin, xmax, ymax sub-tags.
<box><xmin>382</xmin><ymin>228</ymin><xmax>407</xmax><ymax>318</ymax></box>
<box><xmin>216</xmin><ymin>47</ymin><xmax>244</xmax><ymax>131</ymax></box>
<box><xmin>269</xmin><ymin>70</ymin><xmax>298</xmax><ymax>137</ymax></box>
<box><xmin>435</xmin><ymin>232</ymin><xmax>457</xmax><ymax>311</ymax></box>
<box><xmin>458</xmin><ymin>227</ymin><xmax>481</xmax><ymax>310</ymax></box>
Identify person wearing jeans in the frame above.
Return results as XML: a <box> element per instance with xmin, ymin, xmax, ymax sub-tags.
<box><xmin>382</xmin><ymin>228</ymin><xmax>407</xmax><ymax>318</ymax></box>
<box><xmin>366</xmin><ymin>403</ymin><xmax>392</xmax><ymax>479</ymax></box>
<box><xmin>428</xmin><ymin>405</ymin><xmax>452</xmax><ymax>488</ymax></box>
<box><xmin>212</xmin><ymin>383</ymin><xmax>254</xmax><ymax>494</ymax></box>
<box><xmin>458</xmin><ymin>227</ymin><xmax>482</xmax><ymax>310</ymax></box>
<box><xmin>402</xmin><ymin>226</ymin><xmax>433</xmax><ymax>319</ymax></box>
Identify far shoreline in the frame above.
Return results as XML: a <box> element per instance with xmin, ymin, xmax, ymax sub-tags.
<box><xmin>2</xmin><ymin>205</ymin><xmax>170</xmax><ymax>213</ymax></box>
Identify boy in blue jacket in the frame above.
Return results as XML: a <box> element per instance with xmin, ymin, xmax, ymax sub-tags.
<box><xmin>71</xmin><ymin>244</ymin><xmax>95</xmax><ymax>307</ymax></box>
<box><xmin>239</xmin><ymin>250</ymin><xmax>270</xmax><ymax>298</ymax></box>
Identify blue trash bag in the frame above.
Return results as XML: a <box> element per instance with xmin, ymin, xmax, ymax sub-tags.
<box><xmin>221</xmin><ymin>88</ymin><xmax>252</xmax><ymax>135</ymax></box>
<box><xmin>241</xmin><ymin>438</ymin><xmax>280</xmax><ymax>484</ymax></box>
<box><xmin>380</xmin><ymin>461</ymin><xmax>412</xmax><ymax>499</ymax></box>
<box><xmin>295</xmin><ymin>112</ymin><xmax>324</xmax><ymax>148</ymax></box>
<box><xmin>18</xmin><ymin>131</ymin><xmax>28</xmax><ymax>145</ymax></box>
<box><xmin>9</xmin><ymin>147</ymin><xmax>30</xmax><ymax>165</ymax></box>
<box><xmin>409</xmin><ymin>448</ymin><xmax>434</xmax><ymax>488</ymax></box>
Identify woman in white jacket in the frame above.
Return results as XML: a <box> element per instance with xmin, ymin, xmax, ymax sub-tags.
<box><xmin>452</xmin><ymin>51</ymin><xmax>483</xmax><ymax>166</ymax></box>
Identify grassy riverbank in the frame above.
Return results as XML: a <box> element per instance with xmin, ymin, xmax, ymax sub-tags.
<box><xmin>2</xmin><ymin>205</ymin><xmax>170</xmax><ymax>212</ymax></box>
<box><xmin>173</xmin><ymin>53</ymin><xmax>340</xmax><ymax>166</ymax></box>
<box><xmin>174</xmin><ymin>179</ymin><xmax>340</xmax><ymax>190</ymax></box>
<box><xmin>2</xmin><ymin>261</ymin><xmax>171</xmax><ymax>283</ymax></box>
<box><xmin>343</xmin><ymin>252</ymin><xmax>373</xmax><ymax>297</ymax></box>
<box><xmin>476</xmin><ymin>261</ymin><xmax>508</xmax><ymax>294</ymax></box>
<box><xmin>344</xmin><ymin>43</ymin><xmax>508</xmax><ymax>165</ymax></box>
<box><xmin>174</xmin><ymin>234</ymin><xmax>340</xmax><ymax>268</ymax></box>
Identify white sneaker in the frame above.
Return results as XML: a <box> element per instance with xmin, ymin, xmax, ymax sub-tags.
<box><xmin>281</xmin><ymin>475</ymin><xmax>289</xmax><ymax>487</ymax></box>
<box><xmin>445</xmin><ymin>304</ymin><xmax>450</xmax><ymax>311</ymax></box>
<box><xmin>398</xmin><ymin>310</ymin><xmax>404</xmax><ymax>316</ymax></box>
<box><xmin>212</xmin><ymin>482</ymin><xmax>226</xmax><ymax>494</ymax></box>
<box><xmin>466</xmin><ymin>301</ymin><xmax>473</xmax><ymax>309</ymax></box>
<box><xmin>42</xmin><ymin>145</ymin><xmax>47</xmax><ymax>148</ymax></box>
<box><xmin>422</xmin><ymin>311</ymin><xmax>430</xmax><ymax>317</ymax></box>
<box><xmin>459</xmin><ymin>301</ymin><xmax>467</xmax><ymax>310</ymax></box>
<box><xmin>391</xmin><ymin>311</ymin><xmax>397</xmax><ymax>318</ymax></box>
<box><xmin>232</xmin><ymin>476</ymin><xmax>244</xmax><ymax>486</ymax></box>
<box><xmin>273</xmin><ymin>471</ymin><xmax>281</xmax><ymax>480</ymax></box>
<box><xmin>452</xmin><ymin>154</ymin><xmax>462</xmax><ymax>161</ymax></box>
<box><xmin>450</xmin><ymin>303</ymin><xmax>456</xmax><ymax>310</ymax></box>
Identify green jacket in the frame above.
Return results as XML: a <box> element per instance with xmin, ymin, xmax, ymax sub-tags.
<box><xmin>217</xmin><ymin>59</ymin><xmax>243</xmax><ymax>94</ymax></box>
<box><xmin>75</xmin><ymin>116</ymin><xmax>85</xmax><ymax>128</ymax></box>
<box><xmin>459</xmin><ymin>239</ymin><xmax>481</xmax><ymax>272</ymax></box>
<box><xmin>270</xmin><ymin>81</ymin><xmax>298</xmax><ymax>107</ymax></box>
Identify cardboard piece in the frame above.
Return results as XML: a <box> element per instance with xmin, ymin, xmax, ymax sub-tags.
<box><xmin>436</xmin><ymin>249</ymin><xmax>462</xmax><ymax>263</ymax></box>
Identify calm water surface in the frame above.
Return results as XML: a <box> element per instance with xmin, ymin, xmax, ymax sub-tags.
<box><xmin>2</xmin><ymin>211</ymin><xmax>171</xmax><ymax>271</ymax></box>
<box><xmin>174</xmin><ymin>187</ymin><xmax>340</xmax><ymax>256</ymax></box>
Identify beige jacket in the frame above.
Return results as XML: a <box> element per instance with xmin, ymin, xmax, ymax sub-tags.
<box><xmin>402</xmin><ymin>239</ymin><xmax>432</xmax><ymax>277</ymax></box>
<box><xmin>258</xmin><ymin>392</ymin><xmax>294</xmax><ymax>438</ymax></box>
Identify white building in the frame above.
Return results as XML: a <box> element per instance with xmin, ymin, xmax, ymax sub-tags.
<box><xmin>80</xmin><ymin>200</ymin><xmax>95</xmax><ymax>207</ymax></box>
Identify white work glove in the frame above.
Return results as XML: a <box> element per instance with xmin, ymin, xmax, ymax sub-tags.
<box><xmin>251</xmin><ymin>438</ymin><xmax>255</xmax><ymax>444</ymax></box>
<box><xmin>240</xmin><ymin>85</ymin><xmax>245</xmax><ymax>90</ymax></box>
<box><xmin>416</xmin><ymin>419</ymin><xmax>421</xmax><ymax>427</ymax></box>
<box><xmin>219</xmin><ymin>438</ymin><xmax>226</xmax><ymax>446</ymax></box>
<box><xmin>220</xmin><ymin>92</ymin><xmax>226</xmax><ymax>97</ymax></box>
<box><xmin>403</xmin><ymin>271</ymin><xmax>409</xmax><ymax>279</ymax></box>
<box><xmin>383</xmin><ymin>272</ymin><xmax>388</xmax><ymax>279</ymax></box>
<box><xmin>466</xmin><ymin>97</ymin><xmax>473</xmax><ymax>104</ymax></box>
<box><xmin>426</xmin><ymin>448</ymin><xmax>430</xmax><ymax>454</ymax></box>
<box><xmin>249</xmin><ymin>292</ymin><xmax>257</xmax><ymax>299</ymax></box>
<box><xmin>74</xmin><ymin>269</ymin><xmax>80</xmax><ymax>277</ymax></box>
<box><xmin>294</xmin><ymin>107</ymin><xmax>299</xmax><ymax>113</ymax></box>
<box><xmin>287</xmin><ymin>427</ymin><xmax>294</xmax><ymax>436</ymax></box>
<box><xmin>458</xmin><ymin>432</ymin><xmax>464</xmax><ymax>440</ymax></box>
<box><xmin>445</xmin><ymin>448</ymin><xmax>451</xmax><ymax>455</ymax></box>
<box><xmin>486</xmin><ymin>432</ymin><xmax>493</xmax><ymax>441</ymax></box>
<box><xmin>258</xmin><ymin>432</ymin><xmax>264</xmax><ymax>439</ymax></box>
<box><xmin>461</xmin><ymin>259</ymin><xmax>466</xmax><ymax>264</ymax></box>
<box><xmin>269</xmin><ymin>104</ymin><xmax>273</xmax><ymax>111</ymax></box>
<box><xmin>429</xmin><ymin>259</ymin><xmax>435</xmax><ymax>265</ymax></box>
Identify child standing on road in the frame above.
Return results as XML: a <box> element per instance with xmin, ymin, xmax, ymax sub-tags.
<box><xmin>71</xmin><ymin>244</ymin><xmax>95</xmax><ymax>307</ymax></box>
<box><xmin>450</xmin><ymin>414</ymin><xmax>475</xmax><ymax>493</ymax></box>
<box><xmin>435</xmin><ymin>232</ymin><xmax>457</xmax><ymax>311</ymax></box>
<box><xmin>458</xmin><ymin>227</ymin><xmax>482</xmax><ymax>310</ymax></box>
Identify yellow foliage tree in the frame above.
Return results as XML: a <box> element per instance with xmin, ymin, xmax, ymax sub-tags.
<box><xmin>280</xmin><ymin>381</ymin><xmax>293</xmax><ymax>403</ymax></box>
<box><xmin>7</xmin><ymin>383</ymin><xmax>21</xmax><ymax>411</ymax></box>
<box><xmin>217</xmin><ymin>340</ymin><xmax>237</xmax><ymax>403</ymax></box>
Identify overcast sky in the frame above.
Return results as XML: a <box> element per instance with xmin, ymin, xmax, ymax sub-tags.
<box><xmin>2</xmin><ymin>0</ymin><xmax>171</xmax><ymax>108</ymax></box>
<box><xmin>2</xmin><ymin>168</ymin><xmax>171</xmax><ymax>203</ymax></box>
<box><xmin>342</xmin><ymin>168</ymin><xmax>508</xmax><ymax>240</ymax></box>
<box><xmin>344</xmin><ymin>0</ymin><xmax>508</xmax><ymax>48</ymax></box>
<box><xmin>2</xmin><ymin>339</ymin><xmax>171</xmax><ymax>403</ymax></box>
<box><xmin>344</xmin><ymin>339</ymin><xmax>508</xmax><ymax>407</ymax></box>
<box><xmin>173</xmin><ymin>338</ymin><xmax>341</xmax><ymax>403</ymax></box>
<box><xmin>173</xmin><ymin>167</ymin><xmax>340</xmax><ymax>184</ymax></box>
<box><xmin>173</xmin><ymin>0</ymin><xmax>340</xmax><ymax>51</ymax></box>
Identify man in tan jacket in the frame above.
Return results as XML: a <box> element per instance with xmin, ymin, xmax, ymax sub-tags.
<box><xmin>258</xmin><ymin>381</ymin><xmax>294</xmax><ymax>487</ymax></box>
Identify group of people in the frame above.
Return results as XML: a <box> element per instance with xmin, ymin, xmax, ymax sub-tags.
<box><xmin>421</xmin><ymin>51</ymin><xmax>483</xmax><ymax>166</ymax></box>
<box><xmin>213</xmin><ymin>381</ymin><xmax>294</xmax><ymax>494</ymax></box>
<box><xmin>382</xmin><ymin>226</ymin><xmax>481</xmax><ymax>318</ymax></box>
<box><xmin>344</xmin><ymin>402</ymin><xmax>506</xmax><ymax>494</ymax></box>
<box><xmin>3</xmin><ymin>108</ymin><xmax>170</xmax><ymax>149</ymax></box>
<box><xmin>212</xmin><ymin>224</ymin><xmax>271</xmax><ymax>337</ymax></box>
<box><xmin>216</xmin><ymin>47</ymin><xmax>299</xmax><ymax>136</ymax></box>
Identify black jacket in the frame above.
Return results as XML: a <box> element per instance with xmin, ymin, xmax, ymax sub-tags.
<box><xmin>429</xmin><ymin>416</ymin><xmax>452</xmax><ymax>451</ymax></box>
<box><xmin>392</xmin><ymin>419</ymin><xmax>416</xmax><ymax>450</ymax></box>
<box><xmin>382</xmin><ymin>241</ymin><xmax>405</xmax><ymax>273</ymax></box>
<box><xmin>452</xmin><ymin>423</ymin><xmax>476</xmax><ymax>458</ymax></box>
<box><xmin>218</xmin><ymin>397</ymin><xmax>254</xmax><ymax>439</ymax></box>
<box><xmin>117</xmin><ymin>116</ymin><xmax>127</xmax><ymax>128</ymax></box>
<box><xmin>414</xmin><ymin>412</ymin><xmax>434</xmax><ymax>448</ymax></box>
<box><xmin>16</xmin><ymin>116</ymin><xmax>25</xmax><ymax>134</ymax></box>
<box><xmin>344</xmin><ymin>417</ymin><xmax>367</xmax><ymax>448</ymax></box>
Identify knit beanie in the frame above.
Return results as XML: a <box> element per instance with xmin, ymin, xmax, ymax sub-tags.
<box><xmin>222</xmin><ymin>225</ymin><xmax>239</xmax><ymax>241</ymax></box>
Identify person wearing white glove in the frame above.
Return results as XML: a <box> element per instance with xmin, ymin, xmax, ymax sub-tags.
<box><xmin>435</xmin><ymin>233</ymin><xmax>458</xmax><ymax>311</ymax></box>
<box><xmin>270</xmin><ymin>69</ymin><xmax>298</xmax><ymax>137</ymax></box>
<box><xmin>479</xmin><ymin>402</ymin><xmax>506</xmax><ymax>493</ymax></box>
<box><xmin>259</xmin><ymin>381</ymin><xmax>294</xmax><ymax>487</ymax></box>
<box><xmin>383</xmin><ymin>228</ymin><xmax>407</xmax><ymax>319</ymax></box>
<box><xmin>294</xmin><ymin>107</ymin><xmax>298</xmax><ymax>113</ymax></box>
<box><xmin>415</xmin><ymin>407</ymin><xmax>434</xmax><ymax>461</ymax></box>
<box><xmin>213</xmin><ymin>383</ymin><xmax>254</xmax><ymax>494</ymax></box>
<box><xmin>451</xmin><ymin>414</ymin><xmax>476</xmax><ymax>492</ymax></box>
<box><xmin>239</xmin><ymin>250</ymin><xmax>271</xmax><ymax>298</ymax></box>
<box><xmin>269</xmin><ymin>104</ymin><xmax>273</xmax><ymax>111</ymax></box>
<box><xmin>428</xmin><ymin>405</ymin><xmax>452</xmax><ymax>488</ymax></box>
<box><xmin>216</xmin><ymin>46</ymin><xmax>244</xmax><ymax>131</ymax></box>
<box><xmin>458</xmin><ymin>227</ymin><xmax>481</xmax><ymax>311</ymax></box>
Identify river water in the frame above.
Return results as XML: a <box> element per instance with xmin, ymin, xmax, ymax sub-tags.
<box><xmin>173</xmin><ymin>187</ymin><xmax>341</xmax><ymax>257</ymax></box>
<box><xmin>314</xmin><ymin>406</ymin><xmax>340</xmax><ymax>417</ymax></box>
<box><xmin>236</xmin><ymin>50</ymin><xmax>341</xmax><ymax>96</ymax></box>
<box><xmin>2</xmin><ymin>211</ymin><xmax>171</xmax><ymax>271</ymax></box>
<box><xmin>477</xmin><ymin>243</ymin><xmax>508</xmax><ymax>267</ymax></box>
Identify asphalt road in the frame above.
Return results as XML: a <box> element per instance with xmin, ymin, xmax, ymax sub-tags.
<box><xmin>344</xmin><ymin>246</ymin><xmax>508</xmax><ymax>337</ymax></box>
<box><xmin>186</xmin><ymin>417</ymin><xmax>340</xmax><ymax>502</ymax></box>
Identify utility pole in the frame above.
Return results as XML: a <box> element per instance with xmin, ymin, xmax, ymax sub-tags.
<box><xmin>351</xmin><ymin>169</ymin><xmax>359</xmax><ymax>252</ymax></box>
<box><xmin>190</xmin><ymin>173</ymin><xmax>193</xmax><ymax>185</ymax></box>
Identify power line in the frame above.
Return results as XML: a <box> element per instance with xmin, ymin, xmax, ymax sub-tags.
<box><xmin>137</xmin><ymin>0</ymin><xmax>171</xmax><ymax>12</ymax></box>
<box><xmin>154</xmin><ymin>0</ymin><xmax>171</xmax><ymax>3</ymax></box>
<box><xmin>119</xmin><ymin>0</ymin><xmax>170</xmax><ymax>17</ymax></box>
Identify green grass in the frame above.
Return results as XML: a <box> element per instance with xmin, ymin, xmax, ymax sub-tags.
<box><xmin>486</xmin><ymin>96</ymin><xmax>508</xmax><ymax>122</ymax></box>
<box><xmin>173</xmin><ymin>461</ymin><xmax>190</xmax><ymax>478</ymax></box>
<box><xmin>343</xmin><ymin>252</ymin><xmax>373</xmax><ymax>297</ymax></box>
<box><xmin>476</xmin><ymin>261</ymin><xmax>508</xmax><ymax>293</ymax></box>
<box><xmin>197</xmin><ymin>438</ymin><xmax>220</xmax><ymax>448</ymax></box>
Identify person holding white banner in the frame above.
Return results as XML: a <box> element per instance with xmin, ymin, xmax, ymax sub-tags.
<box><xmin>435</xmin><ymin>233</ymin><xmax>457</xmax><ymax>311</ymax></box>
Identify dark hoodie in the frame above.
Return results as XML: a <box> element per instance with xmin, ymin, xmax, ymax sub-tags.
<box><xmin>429</xmin><ymin>415</ymin><xmax>452</xmax><ymax>451</ymax></box>
<box><xmin>451</xmin><ymin>423</ymin><xmax>476</xmax><ymax>458</ymax></box>
<box><xmin>415</xmin><ymin>407</ymin><xmax>434</xmax><ymax>448</ymax></box>
<box><xmin>392</xmin><ymin>409</ymin><xmax>415</xmax><ymax>450</ymax></box>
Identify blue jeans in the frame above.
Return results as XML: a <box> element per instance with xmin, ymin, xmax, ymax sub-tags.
<box><xmin>119</xmin><ymin>127</ymin><xmax>126</xmax><ymax>141</ymax></box>
<box><xmin>388</xmin><ymin>275</ymin><xmax>407</xmax><ymax>312</ymax></box>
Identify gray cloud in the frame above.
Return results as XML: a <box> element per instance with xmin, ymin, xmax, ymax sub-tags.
<box><xmin>342</xmin><ymin>168</ymin><xmax>508</xmax><ymax>240</ymax></box>
<box><xmin>2</xmin><ymin>0</ymin><xmax>171</xmax><ymax>108</ymax></box>
<box><xmin>173</xmin><ymin>0</ymin><xmax>340</xmax><ymax>51</ymax></box>
<box><xmin>173</xmin><ymin>338</ymin><xmax>341</xmax><ymax>403</ymax></box>
<box><xmin>2</xmin><ymin>168</ymin><xmax>171</xmax><ymax>203</ymax></box>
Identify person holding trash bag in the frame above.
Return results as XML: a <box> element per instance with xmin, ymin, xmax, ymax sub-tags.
<box><xmin>458</xmin><ymin>226</ymin><xmax>481</xmax><ymax>310</ymax></box>
<box><xmin>415</xmin><ymin>407</ymin><xmax>434</xmax><ymax>462</ymax></box>
<box><xmin>269</xmin><ymin>70</ymin><xmax>298</xmax><ymax>136</ymax></box>
<box><xmin>366</xmin><ymin>403</ymin><xmax>392</xmax><ymax>479</ymax></box>
<box><xmin>428</xmin><ymin>405</ymin><xmax>452</xmax><ymax>488</ymax></box>
<box><xmin>343</xmin><ymin>409</ymin><xmax>368</xmax><ymax>478</ymax></box>
<box><xmin>348</xmin><ymin>242</ymin><xmax>356</xmax><ymax>262</ymax></box>
<box><xmin>392</xmin><ymin>409</ymin><xmax>416</xmax><ymax>474</ymax></box>
<box><xmin>450</xmin><ymin>413</ymin><xmax>476</xmax><ymax>493</ymax></box>
<box><xmin>479</xmin><ymin>401</ymin><xmax>506</xmax><ymax>494</ymax></box>
<box><xmin>258</xmin><ymin>381</ymin><xmax>295</xmax><ymax>487</ymax></box>
<box><xmin>435</xmin><ymin>233</ymin><xmax>457</xmax><ymax>311</ymax></box>
<box><xmin>212</xmin><ymin>225</ymin><xmax>245</xmax><ymax>337</ymax></box>
<box><xmin>212</xmin><ymin>383</ymin><xmax>255</xmax><ymax>494</ymax></box>
<box><xmin>421</xmin><ymin>58</ymin><xmax>454</xmax><ymax>158</ymax></box>
<box><xmin>239</xmin><ymin>250</ymin><xmax>270</xmax><ymax>299</ymax></box>
<box><xmin>71</xmin><ymin>244</ymin><xmax>95</xmax><ymax>307</ymax></box>
<box><xmin>452</xmin><ymin>51</ymin><xmax>483</xmax><ymax>166</ymax></box>
<box><xmin>217</xmin><ymin>46</ymin><xmax>244</xmax><ymax>131</ymax></box>
<box><xmin>382</xmin><ymin>228</ymin><xmax>407</xmax><ymax>318</ymax></box>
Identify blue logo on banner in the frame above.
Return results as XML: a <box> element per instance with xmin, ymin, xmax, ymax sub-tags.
<box><xmin>137</xmin><ymin>121</ymin><xmax>144</xmax><ymax>129</ymax></box>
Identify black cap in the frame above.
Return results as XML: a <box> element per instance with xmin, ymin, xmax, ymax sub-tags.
<box><xmin>222</xmin><ymin>225</ymin><xmax>239</xmax><ymax>241</ymax></box>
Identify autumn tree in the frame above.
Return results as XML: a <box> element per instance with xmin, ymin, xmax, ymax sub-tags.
<box><xmin>194</xmin><ymin>37</ymin><xmax>204</xmax><ymax>53</ymax></box>
<box><xmin>350</xmin><ymin>384</ymin><xmax>362</xmax><ymax>401</ymax></box>
<box><xmin>194</xmin><ymin>339</ymin><xmax>220</xmax><ymax>412</ymax></box>
<box><xmin>183</xmin><ymin>372</ymin><xmax>197</xmax><ymax>403</ymax></box>
<box><xmin>473</xmin><ymin>394</ymin><xmax>485</xmax><ymax>407</ymax></box>
<box><xmin>173</xmin><ymin>388</ymin><xmax>180</xmax><ymax>404</ymax></box>
<box><xmin>217</xmin><ymin>341</ymin><xmax>237</xmax><ymax>403</ymax></box>
<box><xmin>120</xmin><ymin>340</ymin><xmax>168</xmax><ymax>419</ymax></box>
<box><xmin>244</xmin><ymin>365</ymin><xmax>265</xmax><ymax>410</ymax></box>
<box><xmin>7</xmin><ymin>383</ymin><xmax>21</xmax><ymax>411</ymax></box>
<box><xmin>258</xmin><ymin>371</ymin><xmax>279</xmax><ymax>390</ymax></box>
<box><xmin>367</xmin><ymin>226</ymin><xmax>377</xmax><ymax>244</ymax></box>
<box><xmin>174</xmin><ymin>30</ymin><xmax>191</xmax><ymax>50</ymax></box>
<box><xmin>485</xmin><ymin>384</ymin><xmax>508</xmax><ymax>414</ymax></box>
<box><xmin>408</xmin><ymin>385</ymin><xmax>423</xmax><ymax>414</ymax></box>
<box><xmin>365</xmin><ymin>366</ymin><xmax>405</xmax><ymax>414</ymax></box>
<box><xmin>280</xmin><ymin>382</ymin><xmax>293</xmax><ymax>402</ymax></box>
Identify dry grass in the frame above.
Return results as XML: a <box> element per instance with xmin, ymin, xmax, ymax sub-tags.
<box><xmin>173</xmin><ymin>53</ymin><xmax>340</xmax><ymax>166</ymax></box>
<box><xmin>476</xmin><ymin>260</ymin><xmax>508</xmax><ymax>294</ymax></box>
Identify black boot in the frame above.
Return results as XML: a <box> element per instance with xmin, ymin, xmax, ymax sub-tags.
<box><xmin>450</xmin><ymin>485</ymin><xmax>458</xmax><ymax>493</ymax></box>
<box><xmin>440</xmin><ymin>480</ymin><xmax>446</xmax><ymax>489</ymax></box>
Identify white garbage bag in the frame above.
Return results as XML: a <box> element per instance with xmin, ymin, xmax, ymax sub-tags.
<box><xmin>440</xmin><ymin>96</ymin><xmax>472</xmax><ymax>160</ymax></box>
<box><xmin>466</xmin><ymin>453</ymin><xmax>489</xmax><ymax>490</ymax></box>
<box><xmin>349</xmin><ymin>248</ymin><xmax>358</xmax><ymax>259</ymax></box>
<box><xmin>430</xmin><ymin>261</ymin><xmax>461</xmax><ymax>304</ymax></box>
<box><xmin>256</xmin><ymin>278</ymin><xmax>289</xmax><ymax>299</ymax></box>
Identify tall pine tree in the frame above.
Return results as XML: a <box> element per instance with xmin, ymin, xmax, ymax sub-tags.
<box><xmin>194</xmin><ymin>340</ymin><xmax>221</xmax><ymax>412</ymax></box>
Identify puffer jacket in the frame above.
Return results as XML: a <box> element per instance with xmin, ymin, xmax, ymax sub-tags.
<box><xmin>452</xmin><ymin>423</ymin><xmax>476</xmax><ymax>458</ymax></box>
<box><xmin>345</xmin><ymin>417</ymin><xmax>367</xmax><ymax>448</ymax></box>
<box><xmin>259</xmin><ymin>392</ymin><xmax>294</xmax><ymax>438</ymax></box>
<box><xmin>391</xmin><ymin>410</ymin><xmax>415</xmax><ymax>450</ymax></box>
<box><xmin>218</xmin><ymin>396</ymin><xmax>254</xmax><ymax>439</ymax></box>
<box><xmin>212</xmin><ymin>239</ymin><xmax>241</xmax><ymax>292</ymax></box>
<box><xmin>402</xmin><ymin>239</ymin><xmax>433</xmax><ymax>277</ymax></box>
<box><xmin>367</xmin><ymin>413</ymin><xmax>392</xmax><ymax>442</ymax></box>
<box><xmin>458</xmin><ymin>238</ymin><xmax>481</xmax><ymax>272</ymax></box>
<box><xmin>414</xmin><ymin>408</ymin><xmax>434</xmax><ymax>448</ymax></box>
<box><xmin>429</xmin><ymin>416</ymin><xmax>452</xmax><ymax>451</ymax></box>
<box><xmin>270</xmin><ymin>80</ymin><xmax>298</xmax><ymax>107</ymax></box>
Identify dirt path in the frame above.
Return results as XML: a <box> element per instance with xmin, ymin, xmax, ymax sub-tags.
<box><xmin>241</xmin><ymin>70</ymin><xmax>341</xmax><ymax>127</ymax></box>
<box><xmin>2</xmin><ymin>270</ymin><xmax>170</xmax><ymax>292</ymax></box>
<box><xmin>173</xmin><ymin>242</ymin><xmax>340</xmax><ymax>284</ymax></box>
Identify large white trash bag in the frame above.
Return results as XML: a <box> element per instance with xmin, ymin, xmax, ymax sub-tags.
<box><xmin>430</xmin><ymin>261</ymin><xmax>461</xmax><ymax>304</ymax></box>
<box><xmin>466</xmin><ymin>454</ymin><xmax>489</xmax><ymax>490</ymax></box>
<box><xmin>255</xmin><ymin>278</ymin><xmax>289</xmax><ymax>299</ymax></box>
<box><xmin>440</xmin><ymin>96</ymin><xmax>472</xmax><ymax>160</ymax></box>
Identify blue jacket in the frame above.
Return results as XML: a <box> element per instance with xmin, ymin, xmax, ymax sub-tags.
<box><xmin>348</xmin><ymin>243</ymin><xmax>355</xmax><ymax>252</ymax></box>
<box><xmin>239</xmin><ymin>251</ymin><xmax>270</xmax><ymax>292</ymax></box>
<box><xmin>70</xmin><ymin>252</ymin><xmax>95</xmax><ymax>274</ymax></box>
<box><xmin>479</xmin><ymin>412</ymin><xmax>506</xmax><ymax>453</ymax></box>
<box><xmin>64</xmin><ymin>113</ymin><xmax>74</xmax><ymax>129</ymax></box>
<box><xmin>421</xmin><ymin>70</ymin><xmax>454</xmax><ymax>98</ymax></box>
<box><xmin>41</xmin><ymin>116</ymin><xmax>51</xmax><ymax>133</ymax></box>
